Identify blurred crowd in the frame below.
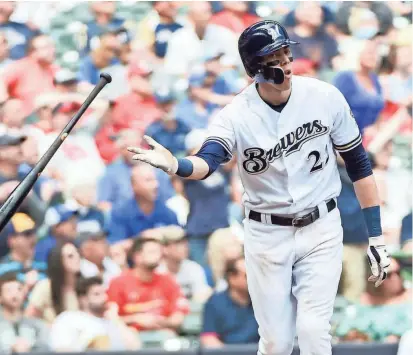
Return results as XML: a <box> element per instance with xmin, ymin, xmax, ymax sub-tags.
<box><xmin>0</xmin><ymin>0</ymin><xmax>412</xmax><ymax>353</ymax></box>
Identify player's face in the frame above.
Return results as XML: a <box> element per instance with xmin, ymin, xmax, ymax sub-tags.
<box><xmin>261</xmin><ymin>46</ymin><xmax>293</xmax><ymax>91</ymax></box>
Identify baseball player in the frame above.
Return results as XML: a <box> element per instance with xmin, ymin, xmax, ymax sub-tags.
<box><xmin>128</xmin><ymin>21</ymin><xmax>390</xmax><ymax>355</ymax></box>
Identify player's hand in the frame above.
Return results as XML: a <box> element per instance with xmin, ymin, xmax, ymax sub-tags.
<box><xmin>127</xmin><ymin>136</ymin><xmax>178</xmax><ymax>175</ymax></box>
<box><xmin>367</xmin><ymin>236</ymin><xmax>391</xmax><ymax>287</ymax></box>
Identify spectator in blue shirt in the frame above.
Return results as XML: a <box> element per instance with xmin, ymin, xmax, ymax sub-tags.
<box><xmin>35</xmin><ymin>205</ymin><xmax>79</xmax><ymax>263</ymax></box>
<box><xmin>182</xmin><ymin>130</ymin><xmax>232</xmax><ymax>267</ymax></box>
<box><xmin>81</xmin><ymin>1</ymin><xmax>125</xmax><ymax>56</ymax></box>
<box><xmin>97</xmin><ymin>129</ymin><xmax>174</xmax><ymax>210</ymax></box>
<box><xmin>107</xmin><ymin>163</ymin><xmax>179</xmax><ymax>249</ymax></box>
<box><xmin>0</xmin><ymin>2</ymin><xmax>40</xmax><ymax>59</ymax></box>
<box><xmin>0</xmin><ymin>213</ymin><xmax>47</xmax><ymax>292</ymax></box>
<box><xmin>145</xmin><ymin>93</ymin><xmax>190</xmax><ymax>158</ymax></box>
<box><xmin>77</xmin><ymin>31</ymin><xmax>120</xmax><ymax>85</ymax></box>
<box><xmin>333</xmin><ymin>39</ymin><xmax>385</xmax><ymax>134</ymax></box>
<box><xmin>152</xmin><ymin>2</ymin><xmax>183</xmax><ymax>59</ymax></box>
<box><xmin>201</xmin><ymin>256</ymin><xmax>259</xmax><ymax>347</ymax></box>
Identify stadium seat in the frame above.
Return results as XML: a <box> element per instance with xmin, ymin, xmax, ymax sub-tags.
<box><xmin>139</xmin><ymin>330</ymin><xmax>177</xmax><ymax>349</ymax></box>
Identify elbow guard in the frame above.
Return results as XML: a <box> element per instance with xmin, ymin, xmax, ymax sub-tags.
<box><xmin>339</xmin><ymin>143</ymin><xmax>373</xmax><ymax>182</ymax></box>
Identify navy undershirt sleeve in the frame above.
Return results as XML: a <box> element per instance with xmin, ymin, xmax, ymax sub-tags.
<box><xmin>339</xmin><ymin>142</ymin><xmax>373</xmax><ymax>182</ymax></box>
<box><xmin>194</xmin><ymin>141</ymin><xmax>231</xmax><ymax>180</ymax></box>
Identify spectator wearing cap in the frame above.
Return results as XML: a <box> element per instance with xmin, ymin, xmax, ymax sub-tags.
<box><xmin>157</xmin><ymin>226</ymin><xmax>212</xmax><ymax>303</ymax></box>
<box><xmin>110</xmin><ymin>60</ymin><xmax>164</xmax><ymax>134</ymax></box>
<box><xmin>181</xmin><ymin>130</ymin><xmax>232</xmax><ymax>267</ymax></box>
<box><xmin>287</xmin><ymin>2</ymin><xmax>340</xmax><ymax>70</ymax></box>
<box><xmin>201</xmin><ymin>256</ymin><xmax>259</xmax><ymax>347</ymax></box>
<box><xmin>54</xmin><ymin>69</ymin><xmax>79</xmax><ymax>94</ymax></box>
<box><xmin>145</xmin><ymin>93</ymin><xmax>190</xmax><ymax>157</ymax></box>
<box><xmin>0</xmin><ymin>272</ymin><xmax>49</xmax><ymax>354</ymax></box>
<box><xmin>82</xmin><ymin>1</ymin><xmax>125</xmax><ymax>56</ymax></box>
<box><xmin>163</xmin><ymin>1</ymin><xmax>238</xmax><ymax>78</ymax></box>
<box><xmin>0</xmin><ymin>31</ymin><xmax>12</xmax><ymax>69</ymax></box>
<box><xmin>0</xmin><ymin>213</ymin><xmax>47</xmax><ymax>295</ymax></box>
<box><xmin>209</xmin><ymin>1</ymin><xmax>259</xmax><ymax>34</ymax></box>
<box><xmin>0</xmin><ymin>34</ymin><xmax>58</xmax><ymax>117</ymax></box>
<box><xmin>138</xmin><ymin>1</ymin><xmax>183</xmax><ymax>62</ymax></box>
<box><xmin>34</xmin><ymin>204</ymin><xmax>79</xmax><ymax>263</ymax></box>
<box><xmin>77</xmin><ymin>31</ymin><xmax>121</xmax><ymax>85</ymax></box>
<box><xmin>65</xmin><ymin>181</ymin><xmax>106</xmax><ymax>232</ymax></box>
<box><xmin>107</xmin><ymin>163</ymin><xmax>179</xmax><ymax>249</ymax></box>
<box><xmin>97</xmin><ymin>129</ymin><xmax>174</xmax><ymax>210</ymax></box>
<box><xmin>78</xmin><ymin>224</ymin><xmax>121</xmax><ymax>288</ymax></box>
<box><xmin>49</xmin><ymin>276</ymin><xmax>140</xmax><ymax>352</ymax></box>
<box><xmin>0</xmin><ymin>2</ymin><xmax>40</xmax><ymax>60</ymax></box>
<box><xmin>107</xmin><ymin>237</ymin><xmax>189</xmax><ymax>332</ymax></box>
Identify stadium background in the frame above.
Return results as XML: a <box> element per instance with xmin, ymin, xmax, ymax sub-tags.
<box><xmin>0</xmin><ymin>1</ymin><xmax>412</xmax><ymax>354</ymax></box>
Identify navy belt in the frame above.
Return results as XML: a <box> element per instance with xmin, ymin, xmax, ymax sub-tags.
<box><xmin>249</xmin><ymin>199</ymin><xmax>336</xmax><ymax>228</ymax></box>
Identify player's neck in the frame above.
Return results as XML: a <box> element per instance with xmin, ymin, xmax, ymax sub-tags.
<box><xmin>257</xmin><ymin>83</ymin><xmax>292</xmax><ymax>106</ymax></box>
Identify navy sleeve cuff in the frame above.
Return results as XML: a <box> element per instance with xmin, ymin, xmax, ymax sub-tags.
<box><xmin>339</xmin><ymin>142</ymin><xmax>373</xmax><ymax>182</ymax></box>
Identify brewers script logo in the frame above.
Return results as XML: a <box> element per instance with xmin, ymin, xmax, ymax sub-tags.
<box><xmin>243</xmin><ymin>120</ymin><xmax>330</xmax><ymax>174</ymax></box>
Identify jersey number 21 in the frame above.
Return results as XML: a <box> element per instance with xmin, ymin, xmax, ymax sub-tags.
<box><xmin>307</xmin><ymin>145</ymin><xmax>329</xmax><ymax>173</ymax></box>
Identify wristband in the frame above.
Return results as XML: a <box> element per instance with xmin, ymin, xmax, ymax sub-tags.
<box><xmin>362</xmin><ymin>206</ymin><xmax>382</xmax><ymax>237</ymax></box>
<box><xmin>176</xmin><ymin>158</ymin><xmax>194</xmax><ymax>177</ymax></box>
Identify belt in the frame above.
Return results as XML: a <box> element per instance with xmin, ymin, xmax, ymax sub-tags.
<box><xmin>248</xmin><ymin>199</ymin><xmax>336</xmax><ymax>228</ymax></box>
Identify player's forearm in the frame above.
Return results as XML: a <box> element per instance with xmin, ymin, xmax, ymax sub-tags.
<box><xmin>353</xmin><ymin>174</ymin><xmax>381</xmax><ymax>209</ymax></box>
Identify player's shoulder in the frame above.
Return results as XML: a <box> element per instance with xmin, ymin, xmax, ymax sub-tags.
<box><xmin>293</xmin><ymin>75</ymin><xmax>340</xmax><ymax>96</ymax></box>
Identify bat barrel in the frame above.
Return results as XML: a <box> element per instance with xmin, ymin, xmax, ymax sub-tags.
<box><xmin>0</xmin><ymin>73</ymin><xmax>112</xmax><ymax>232</ymax></box>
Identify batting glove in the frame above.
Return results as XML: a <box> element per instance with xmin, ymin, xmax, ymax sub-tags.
<box><xmin>367</xmin><ymin>236</ymin><xmax>391</xmax><ymax>287</ymax></box>
<box><xmin>127</xmin><ymin>136</ymin><xmax>178</xmax><ymax>175</ymax></box>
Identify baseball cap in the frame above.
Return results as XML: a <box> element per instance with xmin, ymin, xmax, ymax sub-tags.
<box><xmin>0</xmin><ymin>133</ymin><xmax>27</xmax><ymax>147</ymax></box>
<box><xmin>54</xmin><ymin>69</ymin><xmax>78</xmax><ymax>85</ymax></box>
<box><xmin>5</xmin><ymin>213</ymin><xmax>36</xmax><ymax>236</ymax></box>
<box><xmin>44</xmin><ymin>204</ymin><xmax>79</xmax><ymax>228</ymax></box>
<box><xmin>76</xmin><ymin>220</ymin><xmax>107</xmax><ymax>247</ymax></box>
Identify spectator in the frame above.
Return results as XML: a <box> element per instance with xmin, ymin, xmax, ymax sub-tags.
<box><xmin>201</xmin><ymin>256</ymin><xmax>259</xmax><ymax>347</ymax></box>
<box><xmin>53</xmin><ymin>69</ymin><xmax>80</xmax><ymax>94</ymax></box>
<box><xmin>0</xmin><ymin>34</ymin><xmax>58</xmax><ymax>117</ymax></box>
<box><xmin>287</xmin><ymin>2</ymin><xmax>340</xmax><ymax>70</ymax></box>
<box><xmin>26</xmin><ymin>242</ymin><xmax>81</xmax><ymax>324</ymax></box>
<box><xmin>83</xmin><ymin>1</ymin><xmax>124</xmax><ymax>56</ymax></box>
<box><xmin>0</xmin><ymin>1</ymin><xmax>39</xmax><ymax>59</ymax></box>
<box><xmin>0</xmin><ymin>31</ymin><xmax>12</xmax><ymax>69</ymax></box>
<box><xmin>333</xmin><ymin>38</ymin><xmax>385</xmax><ymax>135</ymax></box>
<box><xmin>78</xmin><ymin>225</ymin><xmax>121</xmax><ymax>288</ymax></box>
<box><xmin>182</xmin><ymin>129</ymin><xmax>232</xmax><ymax>266</ymax></box>
<box><xmin>107</xmin><ymin>237</ymin><xmax>189</xmax><ymax>332</ymax></box>
<box><xmin>97</xmin><ymin>129</ymin><xmax>174</xmax><ymax>210</ymax></box>
<box><xmin>0</xmin><ymin>272</ymin><xmax>49</xmax><ymax>353</ymax></box>
<box><xmin>138</xmin><ymin>1</ymin><xmax>183</xmax><ymax>61</ymax></box>
<box><xmin>109</xmin><ymin>243</ymin><xmax>128</xmax><ymax>271</ymax></box>
<box><xmin>65</xmin><ymin>181</ymin><xmax>106</xmax><ymax>231</ymax></box>
<box><xmin>163</xmin><ymin>1</ymin><xmax>238</xmax><ymax>78</ymax></box>
<box><xmin>107</xmin><ymin>163</ymin><xmax>179</xmax><ymax>248</ymax></box>
<box><xmin>110</xmin><ymin>61</ymin><xmax>164</xmax><ymax>134</ymax></box>
<box><xmin>1</xmin><ymin>99</ymin><xmax>29</xmax><ymax>132</ymax></box>
<box><xmin>209</xmin><ymin>1</ymin><xmax>259</xmax><ymax>34</ymax></box>
<box><xmin>335</xmin><ymin>258</ymin><xmax>412</xmax><ymax>342</ymax></box>
<box><xmin>206</xmin><ymin>228</ymin><xmax>243</xmax><ymax>290</ymax></box>
<box><xmin>157</xmin><ymin>226</ymin><xmax>212</xmax><ymax>303</ymax></box>
<box><xmin>145</xmin><ymin>94</ymin><xmax>190</xmax><ymax>157</ymax></box>
<box><xmin>37</xmin><ymin>101</ymin><xmax>106</xmax><ymax>190</ymax></box>
<box><xmin>0</xmin><ymin>213</ymin><xmax>47</xmax><ymax>295</ymax></box>
<box><xmin>49</xmin><ymin>276</ymin><xmax>140</xmax><ymax>351</ymax></box>
<box><xmin>77</xmin><ymin>30</ymin><xmax>120</xmax><ymax>85</ymax></box>
<box><xmin>35</xmin><ymin>204</ymin><xmax>79</xmax><ymax>263</ymax></box>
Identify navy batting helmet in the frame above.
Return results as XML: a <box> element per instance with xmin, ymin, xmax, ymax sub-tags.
<box><xmin>238</xmin><ymin>20</ymin><xmax>299</xmax><ymax>84</ymax></box>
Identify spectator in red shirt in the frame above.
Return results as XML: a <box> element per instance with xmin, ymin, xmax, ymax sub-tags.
<box><xmin>209</xmin><ymin>1</ymin><xmax>259</xmax><ymax>34</ymax></box>
<box><xmin>107</xmin><ymin>237</ymin><xmax>188</xmax><ymax>332</ymax></box>
<box><xmin>0</xmin><ymin>34</ymin><xmax>58</xmax><ymax>117</ymax></box>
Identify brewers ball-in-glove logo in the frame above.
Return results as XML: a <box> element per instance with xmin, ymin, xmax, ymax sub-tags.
<box><xmin>243</xmin><ymin>120</ymin><xmax>329</xmax><ymax>174</ymax></box>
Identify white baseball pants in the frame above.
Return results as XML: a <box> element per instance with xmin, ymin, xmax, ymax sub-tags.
<box><xmin>243</xmin><ymin>204</ymin><xmax>343</xmax><ymax>355</ymax></box>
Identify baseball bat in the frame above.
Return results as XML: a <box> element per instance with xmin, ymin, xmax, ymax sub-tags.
<box><xmin>0</xmin><ymin>73</ymin><xmax>112</xmax><ymax>232</ymax></box>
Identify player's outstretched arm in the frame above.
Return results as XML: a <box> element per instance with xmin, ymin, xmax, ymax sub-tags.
<box><xmin>127</xmin><ymin>136</ymin><xmax>216</xmax><ymax>180</ymax></box>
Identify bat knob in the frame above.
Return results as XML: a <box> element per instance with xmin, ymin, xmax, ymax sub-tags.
<box><xmin>100</xmin><ymin>73</ymin><xmax>112</xmax><ymax>83</ymax></box>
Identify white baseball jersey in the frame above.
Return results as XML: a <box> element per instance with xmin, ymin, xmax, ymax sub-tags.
<box><xmin>205</xmin><ymin>75</ymin><xmax>361</xmax><ymax>215</ymax></box>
